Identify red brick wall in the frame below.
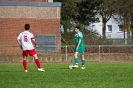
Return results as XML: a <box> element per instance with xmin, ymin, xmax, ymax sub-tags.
<box><xmin>0</xmin><ymin>1</ymin><xmax>61</xmax><ymax>53</ymax></box>
<box><xmin>0</xmin><ymin>18</ymin><xmax>60</xmax><ymax>46</ymax></box>
<box><xmin>1</xmin><ymin>0</ymin><xmax>47</xmax><ymax>2</ymax></box>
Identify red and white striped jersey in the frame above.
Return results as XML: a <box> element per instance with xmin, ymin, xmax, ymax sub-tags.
<box><xmin>17</xmin><ymin>31</ymin><xmax>35</xmax><ymax>50</ymax></box>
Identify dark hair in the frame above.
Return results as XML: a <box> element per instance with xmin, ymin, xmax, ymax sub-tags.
<box><xmin>75</xmin><ymin>26</ymin><xmax>80</xmax><ymax>30</ymax></box>
<box><xmin>25</xmin><ymin>24</ymin><xmax>30</xmax><ymax>30</ymax></box>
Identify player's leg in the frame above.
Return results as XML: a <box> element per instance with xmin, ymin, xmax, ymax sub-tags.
<box><xmin>73</xmin><ymin>52</ymin><xmax>79</xmax><ymax>68</ymax></box>
<box><xmin>33</xmin><ymin>54</ymin><xmax>41</xmax><ymax>68</ymax></box>
<box><xmin>29</xmin><ymin>49</ymin><xmax>44</xmax><ymax>71</ymax></box>
<box><xmin>80</xmin><ymin>47</ymin><xmax>85</xmax><ymax>69</ymax></box>
<box><xmin>23</xmin><ymin>57</ymin><xmax>28</xmax><ymax>72</ymax></box>
<box><xmin>81</xmin><ymin>54</ymin><xmax>85</xmax><ymax>69</ymax></box>
<box><xmin>22</xmin><ymin>50</ymin><xmax>28</xmax><ymax>72</ymax></box>
<box><xmin>33</xmin><ymin>54</ymin><xmax>44</xmax><ymax>71</ymax></box>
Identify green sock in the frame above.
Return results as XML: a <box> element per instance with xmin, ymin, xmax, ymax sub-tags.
<box><xmin>82</xmin><ymin>59</ymin><xmax>85</xmax><ymax>67</ymax></box>
<box><xmin>74</xmin><ymin>58</ymin><xmax>78</xmax><ymax>65</ymax></box>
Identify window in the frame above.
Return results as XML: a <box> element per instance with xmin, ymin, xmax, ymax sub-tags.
<box><xmin>118</xmin><ymin>25</ymin><xmax>123</xmax><ymax>32</ymax></box>
<box><xmin>36</xmin><ymin>34</ymin><xmax>56</xmax><ymax>52</ymax></box>
<box><xmin>107</xmin><ymin>25</ymin><xmax>112</xmax><ymax>32</ymax></box>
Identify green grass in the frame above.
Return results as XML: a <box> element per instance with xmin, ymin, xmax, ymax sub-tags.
<box><xmin>0</xmin><ymin>63</ymin><xmax>133</xmax><ymax>88</ymax></box>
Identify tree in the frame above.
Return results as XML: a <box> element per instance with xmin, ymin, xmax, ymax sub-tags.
<box><xmin>75</xmin><ymin>0</ymin><xmax>103</xmax><ymax>25</ymax></box>
<box><xmin>54</xmin><ymin>0</ymin><xmax>103</xmax><ymax>29</ymax></box>
<box><xmin>54</xmin><ymin>0</ymin><xmax>78</xmax><ymax>35</ymax></box>
<box><xmin>54</xmin><ymin>0</ymin><xmax>106</xmax><ymax>44</ymax></box>
<box><xmin>54</xmin><ymin>0</ymin><xmax>81</xmax><ymax>45</ymax></box>
<box><xmin>110</xmin><ymin>0</ymin><xmax>133</xmax><ymax>42</ymax></box>
<box><xmin>76</xmin><ymin>0</ymin><xmax>114</xmax><ymax>39</ymax></box>
<box><xmin>97</xmin><ymin>0</ymin><xmax>114</xmax><ymax>39</ymax></box>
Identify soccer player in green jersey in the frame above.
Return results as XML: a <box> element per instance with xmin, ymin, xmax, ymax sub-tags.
<box><xmin>73</xmin><ymin>26</ymin><xmax>85</xmax><ymax>69</ymax></box>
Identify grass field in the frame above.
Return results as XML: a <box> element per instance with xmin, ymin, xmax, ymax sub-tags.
<box><xmin>0</xmin><ymin>63</ymin><xmax>133</xmax><ymax>88</ymax></box>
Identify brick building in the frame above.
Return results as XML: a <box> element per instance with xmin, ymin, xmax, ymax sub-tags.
<box><xmin>0</xmin><ymin>0</ymin><xmax>61</xmax><ymax>53</ymax></box>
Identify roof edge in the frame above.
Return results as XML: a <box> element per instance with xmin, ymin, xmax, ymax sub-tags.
<box><xmin>0</xmin><ymin>1</ymin><xmax>61</xmax><ymax>7</ymax></box>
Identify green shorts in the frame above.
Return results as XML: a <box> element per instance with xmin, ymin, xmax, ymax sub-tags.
<box><xmin>74</xmin><ymin>46</ymin><xmax>85</xmax><ymax>54</ymax></box>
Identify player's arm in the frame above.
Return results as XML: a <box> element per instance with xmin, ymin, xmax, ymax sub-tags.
<box><xmin>31</xmin><ymin>38</ymin><xmax>38</xmax><ymax>48</ymax></box>
<box><xmin>17</xmin><ymin>34</ymin><xmax>22</xmax><ymax>49</ymax></box>
<box><xmin>30</xmin><ymin>33</ymin><xmax>38</xmax><ymax>48</ymax></box>
<box><xmin>76</xmin><ymin>39</ymin><xmax>81</xmax><ymax>50</ymax></box>
<box><xmin>17</xmin><ymin>39</ymin><xmax>22</xmax><ymax>49</ymax></box>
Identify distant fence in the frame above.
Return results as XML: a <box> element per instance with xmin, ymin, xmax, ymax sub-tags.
<box><xmin>106</xmin><ymin>39</ymin><xmax>133</xmax><ymax>45</ymax></box>
<box><xmin>85</xmin><ymin>38</ymin><xmax>133</xmax><ymax>45</ymax></box>
<box><xmin>0</xmin><ymin>45</ymin><xmax>133</xmax><ymax>63</ymax></box>
<box><xmin>62</xmin><ymin>45</ymin><xmax>133</xmax><ymax>62</ymax></box>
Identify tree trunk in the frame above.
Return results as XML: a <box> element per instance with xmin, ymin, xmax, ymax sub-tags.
<box><xmin>102</xmin><ymin>21</ymin><xmax>106</xmax><ymax>39</ymax></box>
<box><xmin>63</xmin><ymin>25</ymin><xmax>67</xmax><ymax>38</ymax></box>
<box><xmin>132</xmin><ymin>33</ymin><xmax>133</xmax><ymax>44</ymax></box>
<box><xmin>131</xmin><ymin>33</ymin><xmax>133</xmax><ymax>44</ymax></box>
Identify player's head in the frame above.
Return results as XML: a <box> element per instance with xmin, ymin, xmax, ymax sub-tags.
<box><xmin>25</xmin><ymin>24</ymin><xmax>30</xmax><ymax>30</ymax></box>
<box><xmin>75</xmin><ymin>26</ymin><xmax>80</xmax><ymax>33</ymax></box>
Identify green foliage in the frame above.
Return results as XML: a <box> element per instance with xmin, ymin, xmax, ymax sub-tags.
<box><xmin>54</xmin><ymin>0</ymin><xmax>78</xmax><ymax>31</ymax></box>
<box><xmin>0</xmin><ymin>64</ymin><xmax>133</xmax><ymax>88</ymax></box>
<box><xmin>54</xmin><ymin>0</ymin><xmax>103</xmax><ymax>31</ymax></box>
<box><xmin>75</xmin><ymin>0</ymin><xmax>103</xmax><ymax>25</ymax></box>
<box><xmin>61</xmin><ymin>26</ymin><xmax>103</xmax><ymax>45</ymax></box>
<box><xmin>54</xmin><ymin>0</ymin><xmax>107</xmax><ymax>43</ymax></box>
<box><xmin>61</xmin><ymin>31</ymin><xmax>75</xmax><ymax>45</ymax></box>
<box><xmin>55</xmin><ymin>0</ymin><xmax>133</xmax><ymax>40</ymax></box>
<box><xmin>130</xmin><ymin>23</ymin><xmax>133</xmax><ymax>33</ymax></box>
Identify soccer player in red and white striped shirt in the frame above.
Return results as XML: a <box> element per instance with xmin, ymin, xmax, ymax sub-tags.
<box><xmin>17</xmin><ymin>24</ymin><xmax>44</xmax><ymax>72</ymax></box>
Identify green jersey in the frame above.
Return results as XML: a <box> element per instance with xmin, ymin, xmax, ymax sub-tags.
<box><xmin>74</xmin><ymin>32</ymin><xmax>85</xmax><ymax>54</ymax></box>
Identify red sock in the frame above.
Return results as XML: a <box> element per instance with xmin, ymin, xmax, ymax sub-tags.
<box><xmin>35</xmin><ymin>59</ymin><xmax>41</xmax><ymax>68</ymax></box>
<box><xmin>23</xmin><ymin>60</ymin><xmax>27</xmax><ymax>70</ymax></box>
